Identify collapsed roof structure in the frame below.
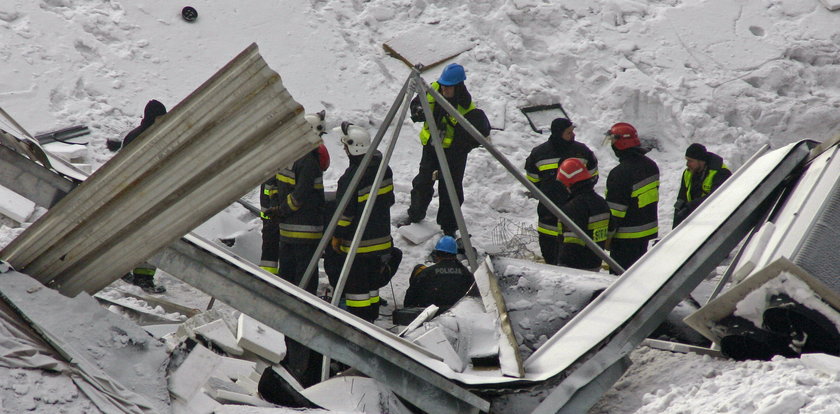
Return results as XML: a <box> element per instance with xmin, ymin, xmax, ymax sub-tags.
<box><xmin>0</xmin><ymin>43</ymin><xmax>839</xmax><ymax>413</ymax></box>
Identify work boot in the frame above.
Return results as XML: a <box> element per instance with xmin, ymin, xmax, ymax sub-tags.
<box><xmin>132</xmin><ymin>274</ymin><xmax>167</xmax><ymax>294</ymax></box>
<box><xmin>395</xmin><ymin>212</ymin><xmax>416</xmax><ymax>228</ymax></box>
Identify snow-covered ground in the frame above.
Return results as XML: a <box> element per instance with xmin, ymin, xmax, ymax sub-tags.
<box><xmin>2</xmin><ymin>0</ymin><xmax>840</xmax><ymax>413</ymax></box>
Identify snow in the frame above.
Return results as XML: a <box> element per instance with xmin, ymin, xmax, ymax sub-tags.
<box><xmin>2</xmin><ymin>0</ymin><xmax>840</xmax><ymax>413</ymax></box>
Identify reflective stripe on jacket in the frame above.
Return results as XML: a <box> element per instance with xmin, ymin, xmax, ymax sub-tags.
<box><xmin>418</xmin><ymin>82</ymin><xmax>476</xmax><ymax>148</ymax></box>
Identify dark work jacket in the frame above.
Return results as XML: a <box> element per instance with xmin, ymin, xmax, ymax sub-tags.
<box><xmin>269</xmin><ymin>150</ymin><xmax>325</xmax><ymax>243</ymax></box>
<box><xmin>335</xmin><ymin>151</ymin><xmax>395</xmax><ymax>256</ymax></box>
<box><xmin>674</xmin><ymin>152</ymin><xmax>732</xmax><ymax>227</ymax></box>
<box><xmin>403</xmin><ymin>257</ymin><xmax>474</xmax><ymax>313</ymax></box>
<box><xmin>122</xmin><ymin>100</ymin><xmax>167</xmax><ymax>149</ymax></box>
<box><xmin>605</xmin><ymin>147</ymin><xmax>659</xmax><ymax>242</ymax></box>
<box><xmin>557</xmin><ymin>180</ymin><xmax>611</xmax><ymax>270</ymax></box>
<box><xmin>525</xmin><ymin>137</ymin><xmax>599</xmax><ymax>237</ymax></box>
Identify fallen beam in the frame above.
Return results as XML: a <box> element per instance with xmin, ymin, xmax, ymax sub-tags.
<box><xmin>2</xmin><ymin>43</ymin><xmax>321</xmax><ymax>296</ymax></box>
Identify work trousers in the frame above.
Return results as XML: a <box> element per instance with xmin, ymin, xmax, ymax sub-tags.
<box><xmin>408</xmin><ymin>144</ymin><xmax>469</xmax><ymax>235</ymax></box>
<box><xmin>609</xmin><ymin>239</ymin><xmax>649</xmax><ymax>274</ymax></box>
<box><xmin>259</xmin><ymin>218</ymin><xmax>280</xmax><ymax>274</ymax></box>
<box><xmin>278</xmin><ymin>241</ymin><xmax>319</xmax><ymax>295</ymax></box>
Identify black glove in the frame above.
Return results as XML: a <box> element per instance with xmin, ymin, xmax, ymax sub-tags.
<box><xmin>409</xmin><ymin>98</ymin><xmax>425</xmax><ymax>123</ymax></box>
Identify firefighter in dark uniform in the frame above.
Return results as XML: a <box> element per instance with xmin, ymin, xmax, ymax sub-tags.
<box><xmin>260</xmin><ymin>111</ymin><xmax>329</xmax><ymax>282</ymax></box>
<box><xmin>555</xmin><ymin>158</ymin><xmax>612</xmax><ymax>271</ymax></box>
<box><xmin>673</xmin><ymin>143</ymin><xmax>732</xmax><ymax>227</ymax></box>
<box><xmin>404</xmin><ymin>235</ymin><xmax>475</xmax><ymax>314</ymax></box>
<box><xmin>525</xmin><ymin>118</ymin><xmax>599</xmax><ymax>265</ymax></box>
<box><xmin>331</xmin><ymin>122</ymin><xmax>396</xmax><ymax>323</ymax></box>
<box><xmin>400</xmin><ymin>63</ymin><xmax>491</xmax><ymax>237</ymax></box>
<box><xmin>119</xmin><ymin>99</ymin><xmax>168</xmax><ymax>293</ymax></box>
<box><xmin>604</xmin><ymin>123</ymin><xmax>659</xmax><ymax>271</ymax></box>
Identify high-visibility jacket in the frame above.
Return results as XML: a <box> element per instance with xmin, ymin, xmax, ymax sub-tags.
<box><xmin>557</xmin><ymin>180</ymin><xmax>612</xmax><ymax>270</ymax></box>
<box><xmin>335</xmin><ymin>151</ymin><xmax>395</xmax><ymax>255</ymax></box>
<box><xmin>525</xmin><ymin>138</ymin><xmax>599</xmax><ymax>237</ymax></box>
<box><xmin>417</xmin><ymin>82</ymin><xmax>477</xmax><ymax>148</ymax></box>
<box><xmin>269</xmin><ymin>150</ymin><xmax>325</xmax><ymax>243</ymax></box>
<box><xmin>674</xmin><ymin>152</ymin><xmax>732</xmax><ymax>226</ymax></box>
<box><xmin>605</xmin><ymin>147</ymin><xmax>659</xmax><ymax>241</ymax></box>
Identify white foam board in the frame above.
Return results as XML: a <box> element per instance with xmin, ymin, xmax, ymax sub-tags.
<box><xmin>413</xmin><ymin>327</ymin><xmax>466</xmax><ymax>373</ymax></box>
<box><xmin>236</xmin><ymin>313</ymin><xmax>286</xmax><ymax>363</ymax></box>
<box><xmin>820</xmin><ymin>0</ymin><xmax>840</xmax><ymax>11</ymax></box>
<box><xmin>194</xmin><ymin>319</ymin><xmax>244</xmax><ymax>356</ymax></box>
<box><xmin>0</xmin><ymin>185</ymin><xmax>35</xmax><ymax>223</ymax></box>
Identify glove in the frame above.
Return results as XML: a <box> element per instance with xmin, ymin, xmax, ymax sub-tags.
<box><xmin>331</xmin><ymin>237</ymin><xmax>342</xmax><ymax>253</ymax></box>
<box><xmin>410</xmin><ymin>102</ymin><xmax>426</xmax><ymax>123</ymax></box>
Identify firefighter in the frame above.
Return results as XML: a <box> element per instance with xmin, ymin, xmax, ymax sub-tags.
<box><xmin>604</xmin><ymin>123</ymin><xmax>659</xmax><ymax>271</ymax></box>
<box><xmin>555</xmin><ymin>158</ymin><xmax>611</xmax><ymax>271</ymax></box>
<box><xmin>119</xmin><ymin>99</ymin><xmax>168</xmax><ymax>293</ymax></box>
<box><xmin>399</xmin><ymin>63</ymin><xmax>491</xmax><ymax>237</ymax></box>
<box><xmin>673</xmin><ymin>143</ymin><xmax>732</xmax><ymax>227</ymax></box>
<box><xmin>524</xmin><ymin>118</ymin><xmax>599</xmax><ymax>265</ymax></box>
<box><xmin>262</xmin><ymin>112</ymin><xmax>328</xmax><ymax>294</ymax></box>
<box><xmin>331</xmin><ymin>122</ymin><xmax>396</xmax><ymax>322</ymax></box>
<box><xmin>403</xmin><ymin>235</ymin><xmax>475</xmax><ymax>314</ymax></box>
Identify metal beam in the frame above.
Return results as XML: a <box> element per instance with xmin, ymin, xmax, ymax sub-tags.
<box><xmin>0</xmin><ymin>144</ymin><xmax>75</xmax><ymax>209</ymax></box>
<box><xmin>527</xmin><ymin>141</ymin><xmax>812</xmax><ymax>413</ymax></box>
<box><xmin>153</xmin><ymin>234</ymin><xmax>489</xmax><ymax>414</ymax></box>
<box><xmin>1</xmin><ymin>43</ymin><xmax>322</xmax><ymax>296</ymax></box>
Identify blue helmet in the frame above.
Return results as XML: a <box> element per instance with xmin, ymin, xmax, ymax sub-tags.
<box><xmin>434</xmin><ymin>235</ymin><xmax>458</xmax><ymax>255</ymax></box>
<box><xmin>438</xmin><ymin>63</ymin><xmax>466</xmax><ymax>86</ymax></box>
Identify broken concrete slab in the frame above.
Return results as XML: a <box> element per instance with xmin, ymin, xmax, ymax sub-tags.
<box><xmin>236</xmin><ymin>313</ymin><xmax>286</xmax><ymax>363</ymax></box>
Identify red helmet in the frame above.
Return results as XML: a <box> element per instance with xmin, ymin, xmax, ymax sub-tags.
<box><xmin>556</xmin><ymin>158</ymin><xmax>591</xmax><ymax>187</ymax></box>
<box><xmin>607</xmin><ymin>122</ymin><xmax>640</xmax><ymax>150</ymax></box>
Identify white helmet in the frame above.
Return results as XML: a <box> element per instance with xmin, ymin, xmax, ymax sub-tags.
<box><xmin>337</xmin><ymin>121</ymin><xmax>371</xmax><ymax>156</ymax></box>
<box><xmin>304</xmin><ymin>110</ymin><xmax>326</xmax><ymax>136</ymax></box>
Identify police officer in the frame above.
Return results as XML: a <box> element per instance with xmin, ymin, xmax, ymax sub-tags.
<box><xmin>331</xmin><ymin>122</ymin><xmax>396</xmax><ymax>322</ymax></box>
<box><xmin>555</xmin><ymin>158</ymin><xmax>611</xmax><ymax>271</ymax></box>
<box><xmin>673</xmin><ymin>143</ymin><xmax>732</xmax><ymax>227</ymax></box>
<box><xmin>604</xmin><ymin>123</ymin><xmax>659</xmax><ymax>270</ymax></box>
<box><xmin>403</xmin><ymin>235</ymin><xmax>475</xmax><ymax>314</ymax></box>
<box><xmin>525</xmin><ymin>118</ymin><xmax>599</xmax><ymax>265</ymax></box>
<box><xmin>400</xmin><ymin>63</ymin><xmax>491</xmax><ymax>237</ymax></box>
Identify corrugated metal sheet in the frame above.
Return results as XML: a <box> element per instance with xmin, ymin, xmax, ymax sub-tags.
<box><xmin>1</xmin><ymin>43</ymin><xmax>320</xmax><ymax>296</ymax></box>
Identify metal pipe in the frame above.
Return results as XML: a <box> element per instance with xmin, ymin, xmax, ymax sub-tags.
<box><xmin>298</xmin><ymin>75</ymin><xmax>411</xmax><ymax>290</ymax></box>
<box><xmin>413</xmin><ymin>72</ymin><xmax>479</xmax><ymax>271</ymax></box>
<box><xmin>321</xmin><ymin>76</ymin><xmax>414</xmax><ymax>381</ymax></box>
<box><xmin>423</xmin><ymin>75</ymin><xmax>624</xmax><ymax>273</ymax></box>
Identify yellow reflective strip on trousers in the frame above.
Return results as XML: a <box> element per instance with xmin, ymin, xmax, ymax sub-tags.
<box><xmin>345</xmin><ymin>298</ymin><xmax>372</xmax><ymax>307</ymax></box>
<box><xmin>260</xmin><ymin>266</ymin><xmax>279</xmax><ymax>274</ymax></box>
<box><xmin>563</xmin><ymin>236</ymin><xmax>585</xmax><ymax>246</ymax></box>
<box><xmin>279</xmin><ymin>230</ymin><xmax>323</xmax><ymax>239</ymax></box>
